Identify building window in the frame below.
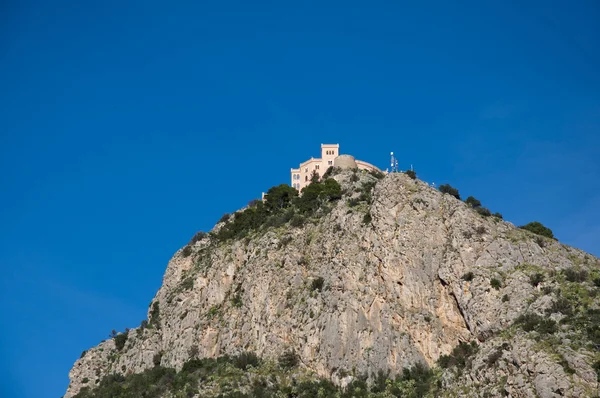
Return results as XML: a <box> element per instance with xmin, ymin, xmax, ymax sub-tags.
<box><xmin>305</xmin><ymin>176</ymin><xmax>308</xmax><ymax>182</ymax></box>
<box><xmin>316</xmin><ymin>165</ymin><xmax>320</xmax><ymax>170</ymax></box>
<box><xmin>305</xmin><ymin>168</ymin><xmax>308</xmax><ymax>172</ymax></box>
<box><xmin>328</xmin><ymin>160</ymin><xmax>333</xmax><ymax>165</ymax></box>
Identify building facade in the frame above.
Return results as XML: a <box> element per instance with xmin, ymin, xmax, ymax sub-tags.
<box><xmin>290</xmin><ymin>144</ymin><xmax>382</xmax><ymax>190</ymax></box>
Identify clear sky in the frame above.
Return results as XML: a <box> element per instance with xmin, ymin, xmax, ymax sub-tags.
<box><xmin>1</xmin><ymin>1</ymin><xmax>598</xmax><ymax>397</ymax></box>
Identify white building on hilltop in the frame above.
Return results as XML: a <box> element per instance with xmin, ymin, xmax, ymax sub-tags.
<box><xmin>290</xmin><ymin>144</ymin><xmax>382</xmax><ymax>190</ymax></box>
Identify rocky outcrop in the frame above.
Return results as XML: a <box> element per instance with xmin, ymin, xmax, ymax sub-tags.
<box><xmin>66</xmin><ymin>170</ymin><xmax>600</xmax><ymax>397</ymax></box>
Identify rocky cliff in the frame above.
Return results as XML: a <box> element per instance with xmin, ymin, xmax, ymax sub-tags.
<box><xmin>66</xmin><ymin>169</ymin><xmax>600</xmax><ymax>397</ymax></box>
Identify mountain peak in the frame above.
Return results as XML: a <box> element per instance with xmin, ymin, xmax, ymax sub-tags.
<box><xmin>66</xmin><ymin>168</ymin><xmax>600</xmax><ymax>398</ymax></box>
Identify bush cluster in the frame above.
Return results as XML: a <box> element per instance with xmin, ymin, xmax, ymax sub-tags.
<box><xmin>404</xmin><ymin>169</ymin><xmax>416</xmax><ymax>180</ymax></box>
<box><xmin>529</xmin><ymin>273</ymin><xmax>544</xmax><ymax>287</ymax></box>
<box><xmin>519</xmin><ymin>221</ymin><xmax>554</xmax><ymax>239</ymax></box>
<box><xmin>181</xmin><ymin>245</ymin><xmax>192</xmax><ymax>257</ymax></box>
<box><xmin>74</xmin><ymin>351</ymin><xmax>439</xmax><ymax>398</ymax></box>
<box><xmin>564</xmin><ymin>267</ymin><xmax>588</xmax><ymax>283</ymax></box>
<box><xmin>278</xmin><ymin>349</ymin><xmax>299</xmax><ymax>369</ymax></box>
<box><xmin>462</xmin><ymin>272</ymin><xmax>474</xmax><ymax>282</ymax></box>
<box><xmin>149</xmin><ymin>301</ymin><xmax>161</xmax><ymax>329</ymax></box>
<box><xmin>113</xmin><ymin>331</ymin><xmax>128</xmax><ymax>351</ymax></box>
<box><xmin>232</xmin><ymin>351</ymin><xmax>260</xmax><ymax>370</ymax></box>
<box><xmin>490</xmin><ymin>278</ymin><xmax>502</xmax><ymax>290</ymax></box>
<box><xmin>465</xmin><ymin>196</ymin><xmax>481</xmax><ymax>208</ymax></box>
<box><xmin>439</xmin><ymin>184</ymin><xmax>460</xmax><ymax>200</ymax></box>
<box><xmin>188</xmin><ymin>231</ymin><xmax>207</xmax><ymax>245</ymax></box>
<box><xmin>311</xmin><ymin>277</ymin><xmax>325</xmax><ymax>292</ymax></box>
<box><xmin>438</xmin><ymin>341</ymin><xmax>479</xmax><ymax>373</ymax></box>
<box><xmin>514</xmin><ymin>313</ymin><xmax>557</xmax><ymax>334</ymax></box>
<box><xmin>214</xmin><ymin>179</ymin><xmax>342</xmax><ymax>242</ymax></box>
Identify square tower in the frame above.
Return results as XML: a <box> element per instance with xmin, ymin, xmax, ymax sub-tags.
<box><xmin>321</xmin><ymin>143</ymin><xmax>339</xmax><ymax>170</ymax></box>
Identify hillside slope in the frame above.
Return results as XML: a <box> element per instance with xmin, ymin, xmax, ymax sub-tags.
<box><xmin>66</xmin><ymin>170</ymin><xmax>600</xmax><ymax>397</ymax></box>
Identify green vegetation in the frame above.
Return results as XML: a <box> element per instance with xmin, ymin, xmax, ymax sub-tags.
<box><xmin>208</xmin><ymin>305</ymin><xmax>220</xmax><ymax>319</ymax></box>
<box><xmin>519</xmin><ymin>221</ymin><xmax>554</xmax><ymax>239</ymax></box>
<box><xmin>322</xmin><ymin>166</ymin><xmax>335</xmax><ymax>179</ymax></box>
<box><xmin>153</xmin><ymin>352</ymin><xmax>163</xmax><ymax>367</ymax></box>
<box><xmin>231</xmin><ymin>285</ymin><xmax>243</xmax><ymax>308</ymax></box>
<box><xmin>113</xmin><ymin>330</ymin><xmax>128</xmax><ymax>351</ymax></box>
<box><xmin>232</xmin><ymin>351</ymin><xmax>260</xmax><ymax>370</ymax></box>
<box><xmin>181</xmin><ymin>245</ymin><xmax>192</xmax><ymax>257</ymax></box>
<box><xmin>404</xmin><ymin>169</ymin><xmax>416</xmax><ymax>180</ymax></box>
<box><xmin>369</xmin><ymin>169</ymin><xmax>385</xmax><ymax>180</ymax></box>
<box><xmin>265</xmin><ymin>184</ymin><xmax>298</xmax><ymax>212</ymax></box>
<box><xmin>475</xmin><ymin>225</ymin><xmax>486</xmax><ymax>235</ymax></box>
<box><xmin>438</xmin><ymin>341</ymin><xmax>479</xmax><ymax>373</ymax></box>
<box><xmin>149</xmin><ymin>301</ymin><xmax>161</xmax><ymax>329</ymax></box>
<box><xmin>180</xmin><ymin>277</ymin><xmax>194</xmax><ymax>291</ymax></box>
<box><xmin>529</xmin><ymin>273</ymin><xmax>544</xmax><ymax>287</ymax></box>
<box><xmin>564</xmin><ymin>267</ymin><xmax>588</xmax><ymax>283</ymax></box>
<box><xmin>462</xmin><ymin>272</ymin><xmax>474</xmax><ymax>282</ymax></box>
<box><xmin>74</xmin><ymin>353</ymin><xmax>438</xmax><ymax>398</ymax></box>
<box><xmin>188</xmin><ymin>231</ymin><xmax>207</xmax><ymax>245</ymax></box>
<box><xmin>439</xmin><ymin>184</ymin><xmax>460</xmax><ymax>200</ymax></box>
<box><xmin>311</xmin><ymin>277</ymin><xmax>325</xmax><ymax>292</ymax></box>
<box><xmin>462</xmin><ymin>194</ymin><xmax>490</xmax><ymax>218</ymax></box>
<box><xmin>465</xmin><ymin>196</ymin><xmax>481</xmax><ymax>208</ymax></box>
<box><xmin>278</xmin><ymin>349</ymin><xmax>299</xmax><ymax>369</ymax></box>
<box><xmin>485</xmin><ymin>343</ymin><xmax>509</xmax><ymax>367</ymax></box>
<box><xmin>490</xmin><ymin>278</ymin><xmax>502</xmax><ymax>290</ymax></box>
<box><xmin>475</xmin><ymin>207</ymin><xmax>491</xmax><ymax>217</ymax></box>
<box><xmin>514</xmin><ymin>313</ymin><xmax>557</xmax><ymax>335</ymax></box>
<box><xmin>593</xmin><ymin>360</ymin><xmax>600</xmax><ymax>381</ymax></box>
<box><xmin>214</xmin><ymin>178</ymin><xmax>343</xmax><ymax>242</ymax></box>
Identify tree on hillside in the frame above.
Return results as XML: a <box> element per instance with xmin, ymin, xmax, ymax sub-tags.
<box><xmin>439</xmin><ymin>184</ymin><xmax>461</xmax><ymax>200</ymax></box>
<box><xmin>465</xmin><ymin>196</ymin><xmax>481</xmax><ymax>208</ymax></box>
<box><xmin>520</xmin><ymin>221</ymin><xmax>554</xmax><ymax>239</ymax></box>
<box><xmin>404</xmin><ymin>169</ymin><xmax>417</xmax><ymax>180</ymax></box>
<box><xmin>296</xmin><ymin>178</ymin><xmax>342</xmax><ymax>214</ymax></box>
<box><xmin>264</xmin><ymin>184</ymin><xmax>298</xmax><ymax>212</ymax></box>
<box><xmin>310</xmin><ymin>170</ymin><xmax>320</xmax><ymax>184</ymax></box>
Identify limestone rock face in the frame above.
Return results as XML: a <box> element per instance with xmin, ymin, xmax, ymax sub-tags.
<box><xmin>65</xmin><ymin>170</ymin><xmax>600</xmax><ymax>398</ymax></box>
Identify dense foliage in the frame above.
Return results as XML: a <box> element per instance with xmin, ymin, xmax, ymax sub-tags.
<box><xmin>519</xmin><ymin>221</ymin><xmax>554</xmax><ymax>239</ymax></box>
<box><xmin>437</xmin><ymin>341</ymin><xmax>479</xmax><ymax>373</ymax></box>
<box><xmin>213</xmin><ymin>178</ymin><xmax>343</xmax><ymax>242</ymax></box>
<box><xmin>113</xmin><ymin>331</ymin><xmax>128</xmax><ymax>351</ymax></box>
<box><xmin>438</xmin><ymin>184</ymin><xmax>460</xmax><ymax>200</ymax></box>
<box><xmin>404</xmin><ymin>169</ymin><xmax>416</xmax><ymax>180</ymax></box>
<box><xmin>465</xmin><ymin>196</ymin><xmax>481</xmax><ymax>208</ymax></box>
<box><xmin>73</xmin><ymin>353</ymin><xmax>438</xmax><ymax>398</ymax></box>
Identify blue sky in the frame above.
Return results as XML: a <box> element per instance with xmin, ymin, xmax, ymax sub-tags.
<box><xmin>1</xmin><ymin>1</ymin><xmax>599</xmax><ymax>397</ymax></box>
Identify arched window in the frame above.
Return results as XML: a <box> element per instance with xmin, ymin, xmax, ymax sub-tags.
<box><xmin>305</xmin><ymin>176</ymin><xmax>308</xmax><ymax>182</ymax></box>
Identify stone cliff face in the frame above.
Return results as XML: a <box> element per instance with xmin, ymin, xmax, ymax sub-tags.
<box><xmin>66</xmin><ymin>170</ymin><xmax>600</xmax><ymax>397</ymax></box>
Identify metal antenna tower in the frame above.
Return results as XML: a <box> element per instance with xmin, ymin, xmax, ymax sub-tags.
<box><xmin>390</xmin><ymin>152</ymin><xmax>399</xmax><ymax>173</ymax></box>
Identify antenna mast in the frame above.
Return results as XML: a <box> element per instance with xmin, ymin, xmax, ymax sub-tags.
<box><xmin>390</xmin><ymin>152</ymin><xmax>399</xmax><ymax>173</ymax></box>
